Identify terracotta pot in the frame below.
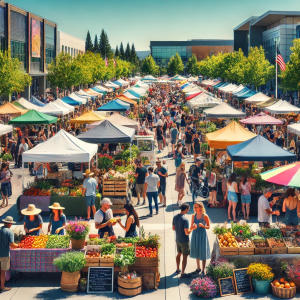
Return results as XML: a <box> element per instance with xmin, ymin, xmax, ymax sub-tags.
<box><xmin>71</xmin><ymin>238</ymin><xmax>85</xmax><ymax>250</ymax></box>
<box><xmin>61</xmin><ymin>271</ymin><xmax>80</xmax><ymax>293</ymax></box>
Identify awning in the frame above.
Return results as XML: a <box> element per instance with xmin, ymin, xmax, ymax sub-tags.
<box><xmin>239</xmin><ymin>112</ymin><xmax>283</xmax><ymax>125</ymax></box>
<box><xmin>97</xmin><ymin>100</ymin><xmax>130</xmax><ymax>112</ymax></box>
<box><xmin>0</xmin><ymin>102</ymin><xmax>28</xmax><ymax>115</ymax></box>
<box><xmin>16</xmin><ymin>97</ymin><xmax>40</xmax><ymax>110</ymax></box>
<box><xmin>204</xmin><ymin>102</ymin><xmax>246</xmax><ymax>118</ymax></box>
<box><xmin>8</xmin><ymin>110</ymin><xmax>57</xmax><ymax>125</ymax></box>
<box><xmin>287</xmin><ymin>123</ymin><xmax>300</xmax><ymax>135</ymax></box>
<box><xmin>62</xmin><ymin>96</ymin><xmax>81</xmax><ymax>106</ymax></box>
<box><xmin>70</xmin><ymin>111</ymin><xmax>106</xmax><ymax>124</ymax></box>
<box><xmin>264</xmin><ymin>100</ymin><xmax>300</xmax><ymax>114</ymax></box>
<box><xmin>245</xmin><ymin>92</ymin><xmax>270</xmax><ymax>103</ymax></box>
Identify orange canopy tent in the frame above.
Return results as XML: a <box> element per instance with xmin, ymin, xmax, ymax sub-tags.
<box><xmin>206</xmin><ymin>121</ymin><xmax>256</xmax><ymax>149</ymax></box>
<box><xmin>0</xmin><ymin>102</ymin><xmax>28</xmax><ymax>116</ymax></box>
<box><xmin>115</xmin><ymin>95</ymin><xmax>137</xmax><ymax>107</ymax></box>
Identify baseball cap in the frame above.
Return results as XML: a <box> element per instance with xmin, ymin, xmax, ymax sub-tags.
<box><xmin>196</xmin><ymin>157</ymin><xmax>202</xmax><ymax>162</ymax></box>
<box><xmin>101</xmin><ymin>198</ymin><xmax>113</xmax><ymax>205</ymax></box>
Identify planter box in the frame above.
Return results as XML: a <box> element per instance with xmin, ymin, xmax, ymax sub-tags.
<box><xmin>85</xmin><ymin>245</ymin><xmax>100</xmax><ymax>263</ymax></box>
<box><xmin>217</xmin><ymin>237</ymin><xmax>238</xmax><ymax>256</ymax></box>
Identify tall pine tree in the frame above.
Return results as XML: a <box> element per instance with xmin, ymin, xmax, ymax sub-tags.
<box><xmin>93</xmin><ymin>35</ymin><xmax>99</xmax><ymax>53</ymax></box>
<box><xmin>130</xmin><ymin>43</ymin><xmax>138</xmax><ymax>64</ymax></box>
<box><xmin>85</xmin><ymin>30</ymin><xmax>93</xmax><ymax>52</ymax></box>
<box><xmin>115</xmin><ymin>45</ymin><xmax>119</xmax><ymax>57</ymax></box>
<box><xmin>119</xmin><ymin>42</ymin><xmax>125</xmax><ymax>60</ymax></box>
<box><xmin>125</xmin><ymin>43</ymin><xmax>131</xmax><ymax>61</ymax></box>
<box><xmin>104</xmin><ymin>33</ymin><xmax>113</xmax><ymax>59</ymax></box>
<box><xmin>99</xmin><ymin>29</ymin><xmax>106</xmax><ymax>59</ymax></box>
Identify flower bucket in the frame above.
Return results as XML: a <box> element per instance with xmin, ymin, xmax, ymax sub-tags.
<box><xmin>252</xmin><ymin>279</ymin><xmax>272</xmax><ymax>295</ymax></box>
<box><xmin>71</xmin><ymin>239</ymin><xmax>85</xmax><ymax>250</ymax></box>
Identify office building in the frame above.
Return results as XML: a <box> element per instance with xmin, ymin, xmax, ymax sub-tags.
<box><xmin>150</xmin><ymin>40</ymin><xmax>233</xmax><ymax>67</ymax></box>
<box><xmin>0</xmin><ymin>1</ymin><xmax>57</xmax><ymax>99</ymax></box>
<box><xmin>57</xmin><ymin>31</ymin><xmax>85</xmax><ymax>57</ymax></box>
<box><xmin>234</xmin><ymin>11</ymin><xmax>300</xmax><ymax>63</ymax></box>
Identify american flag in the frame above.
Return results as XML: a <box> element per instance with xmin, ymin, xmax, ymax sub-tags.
<box><xmin>275</xmin><ymin>48</ymin><xmax>286</xmax><ymax>71</ymax></box>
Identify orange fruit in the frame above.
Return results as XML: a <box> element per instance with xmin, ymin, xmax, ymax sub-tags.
<box><xmin>290</xmin><ymin>282</ymin><xmax>295</xmax><ymax>287</ymax></box>
<box><xmin>280</xmin><ymin>284</ymin><xmax>285</xmax><ymax>288</ymax></box>
<box><xmin>285</xmin><ymin>283</ymin><xmax>291</xmax><ymax>289</ymax></box>
<box><xmin>275</xmin><ymin>282</ymin><xmax>280</xmax><ymax>288</ymax></box>
<box><xmin>273</xmin><ymin>280</ymin><xmax>279</xmax><ymax>285</ymax></box>
<box><xmin>280</xmin><ymin>278</ymin><xmax>285</xmax><ymax>284</ymax></box>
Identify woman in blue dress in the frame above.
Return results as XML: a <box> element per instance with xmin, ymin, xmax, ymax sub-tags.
<box><xmin>190</xmin><ymin>202</ymin><xmax>211</xmax><ymax>276</ymax></box>
<box><xmin>48</xmin><ymin>202</ymin><xmax>67</xmax><ymax>235</ymax></box>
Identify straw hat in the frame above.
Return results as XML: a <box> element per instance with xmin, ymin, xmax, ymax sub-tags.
<box><xmin>21</xmin><ymin>204</ymin><xmax>42</xmax><ymax>216</ymax></box>
<box><xmin>2</xmin><ymin>216</ymin><xmax>16</xmax><ymax>224</ymax></box>
<box><xmin>49</xmin><ymin>202</ymin><xmax>65</xmax><ymax>210</ymax></box>
<box><xmin>83</xmin><ymin>169</ymin><xmax>94</xmax><ymax>176</ymax></box>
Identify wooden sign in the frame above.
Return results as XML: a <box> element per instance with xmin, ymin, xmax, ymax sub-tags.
<box><xmin>233</xmin><ymin>268</ymin><xmax>253</xmax><ymax>294</ymax></box>
<box><xmin>218</xmin><ymin>277</ymin><xmax>235</xmax><ymax>296</ymax></box>
<box><xmin>87</xmin><ymin>267</ymin><xmax>114</xmax><ymax>293</ymax></box>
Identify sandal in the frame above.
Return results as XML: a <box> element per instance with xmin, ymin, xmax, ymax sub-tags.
<box><xmin>192</xmin><ymin>269</ymin><xmax>201</xmax><ymax>274</ymax></box>
<box><xmin>1</xmin><ymin>287</ymin><xmax>12</xmax><ymax>293</ymax></box>
<box><xmin>180</xmin><ymin>273</ymin><xmax>191</xmax><ymax>278</ymax></box>
<box><xmin>175</xmin><ymin>270</ymin><xmax>181</xmax><ymax>274</ymax></box>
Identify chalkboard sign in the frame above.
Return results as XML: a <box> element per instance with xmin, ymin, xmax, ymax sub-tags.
<box><xmin>87</xmin><ymin>267</ymin><xmax>114</xmax><ymax>293</ymax></box>
<box><xmin>218</xmin><ymin>277</ymin><xmax>235</xmax><ymax>297</ymax></box>
<box><xmin>233</xmin><ymin>268</ymin><xmax>252</xmax><ymax>294</ymax></box>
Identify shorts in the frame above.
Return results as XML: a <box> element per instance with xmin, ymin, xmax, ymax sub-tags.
<box><xmin>159</xmin><ymin>183</ymin><xmax>166</xmax><ymax>196</ymax></box>
<box><xmin>135</xmin><ymin>183</ymin><xmax>145</xmax><ymax>194</ymax></box>
<box><xmin>0</xmin><ymin>257</ymin><xmax>10</xmax><ymax>271</ymax></box>
<box><xmin>1</xmin><ymin>182</ymin><xmax>9</xmax><ymax>197</ymax></box>
<box><xmin>227</xmin><ymin>191</ymin><xmax>238</xmax><ymax>203</ymax></box>
<box><xmin>157</xmin><ymin>139</ymin><xmax>163</xmax><ymax>145</ymax></box>
<box><xmin>171</xmin><ymin>139</ymin><xmax>177</xmax><ymax>145</ymax></box>
<box><xmin>85</xmin><ymin>195</ymin><xmax>96</xmax><ymax>207</ymax></box>
<box><xmin>241</xmin><ymin>194</ymin><xmax>251</xmax><ymax>204</ymax></box>
<box><xmin>209</xmin><ymin>186</ymin><xmax>217</xmax><ymax>192</ymax></box>
<box><xmin>176</xmin><ymin>241</ymin><xmax>190</xmax><ymax>255</ymax></box>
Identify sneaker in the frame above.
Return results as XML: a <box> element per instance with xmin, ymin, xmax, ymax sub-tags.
<box><xmin>142</xmin><ymin>201</ymin><xmax>146</xmax><ymax>205</ymax></box>
<box><xmin>137</xmin><ymin>201</ymin><xmax>140</xmax><ymax>205</ymax></box>
<box><xmin>178</xmin><ymin>200</ymin><xmax>182</xmax><ymax>206</ymax></box>
<box><xmin>156</xmin><ymin>211</ymin><xmax>159</xmax><ymax>215</ymax></box>
<box><xmin>148</xmin><ymin>214</ymin><xmax>153</xmax><ymax>217</ymax></box>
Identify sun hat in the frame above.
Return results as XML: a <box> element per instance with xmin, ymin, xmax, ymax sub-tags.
<box><xmin>196</xmin><ymin>157</ymin><xmax>202</xmax><ymax>162</ymax></box>
<box><xmin>21</xmin><ymin>204</ymin><xmax>42</xmax><ymax>216</ymax></box>
<box><xmin>49</xmin><ymin>202</ymin><xmax>65</xmax><ymax>210</ymax></box>
<box><xmin>83</xmin><ymin>169</ymin><xmax>94</xmax><ymax>176</ymax></box>
<box><xmin>2</xmin><ymin>216</ymin><xmax>16</xmax><ymax>224</ymax></box>
<box><xmin>101</xmin><ymin>198</ymin><xmax>113</xmax><ymax>206</ymax></box>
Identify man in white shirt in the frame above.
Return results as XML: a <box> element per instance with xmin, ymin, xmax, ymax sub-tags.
<box><xmin>145</xmin><ymin>166</ymin><xmax>160</xmax><ymax>217</ymax></box>
<box><xmin>18</xmin><ymin>138</ymin><xmax>28</xmax><ymax>168</ymax></box>
<box><xmin>258</xmin><ymin>188</ymin><xmax>280</xmax><ymax>227</ymax></box>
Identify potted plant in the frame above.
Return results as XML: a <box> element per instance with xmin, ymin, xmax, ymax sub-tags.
<box><xmin>206</xmin><ymin>259</ymin><xmax>235</xmax><ymax>282</ymax></box>
<box><xmin>66</xmin><ymin>219</ymin><xmax>90</xmax><ymax>250</ymax></box>
<box><xmin>53</xmin><ymin>251</ymin><xmax>86</xmax><ymax>292</ymax></box>
<box><xmin>247</xmin><ymin>263</ymin><xmax>274</xmax><ymax>295</ymax></box>
<box><xmin>189</xmin><ymin>277</ymin><xmax>217</xmax><ymax>298</ymax></box>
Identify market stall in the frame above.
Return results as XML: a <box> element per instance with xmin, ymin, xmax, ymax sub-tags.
<box><xmin>70</xmin><ymin>111</ymin><xmax>106</xmax><ymax>124</ymax></box>
<box><xmin>97</xmin><ymin>100</ymin><xmax>130</xmax><ymax>112</ymax></box>
<box><xmin>16</xmin><ymin>97</ymin><xmax>41</xmax><ymax>110</ymax></box>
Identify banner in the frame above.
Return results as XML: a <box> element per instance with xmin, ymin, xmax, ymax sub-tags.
<box><xmin>32</xmin><ymin>18</ymin><xmax>40</xmax><ymax>58</ymax></box>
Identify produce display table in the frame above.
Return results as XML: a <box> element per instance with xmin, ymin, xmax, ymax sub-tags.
<box><xmin>17</xmin><ymin>195</ymin><xmax>101</xmax><ymax>217</ymax></box>
<box><xmin>10</xmin><ymin>248</ymin><xmax>71</xmax><ymax>272</ymax></box>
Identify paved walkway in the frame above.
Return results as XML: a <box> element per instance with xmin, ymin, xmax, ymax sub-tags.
<box><xmin>0</xmin><ymin>160</ymin><xmax>297</xmax><ymax>299</ymax></box>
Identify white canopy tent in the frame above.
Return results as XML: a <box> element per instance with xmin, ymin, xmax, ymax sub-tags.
<box><xmin>219</xmin><ymin>84</ymin><xmax>238</xmax><ymax>92</ymax></box>
<box><xmin>187</xmin><ymin>94</ymin><xmax>222</xmax><ymax>109</ymax></box>
<box><xmin>38</xmin><ymin>102</ymin><xmax>69</xmax><ymax>116</ymax></box>
<box><xmin>264</xmin><ymin>100</ymin><xmax>300</xmax><ymax>114</ymax></box>
<box><xmin>22</xmin><ymin>129</ymin><xmax>98</xmax><ymax>188</ymax></box>
<box><xmin>185</xmin><ymin>88</ymin><xmax>202</xmax><ymax>96</ymax></box>
<box><xmin>230</xmin><ymin>85</ymin><xmax>244</xmax><ymax>94</ymax></box>
<box><xmin>130</xmin><ymin>87</ymin><xmax>147</xmax><ymax>96</ymax></box>
<box><xmin>135</xmin><ymin>81</ymin><xmax>150</xmax><ymax>90</ymax></box>
<box><xmin>204</xmin><ymin>102</ymin><xmax>246</xmax><ymax>118</ymax></box>
<box><xmin>116</xmin><ymin>79</ymin><xmax>130</xmax><ymax>86</ymax></box>
<box><xmin>95</xmin><ymin>85</ymin><xmax>112</xmax><ymax>93</ymax></box>
<box><xmin>122</xmin><ymin>91</ymin><xmax>140</xmax><ymax>100</ymax></box>
<box><xmin>0</xmin><ymin>124</ymin><xmax>13</xmax><ymax>136</ymax></box>
<box><xmin>53</xmin><ymin>98</ymin><xmax>75</xmax><ymax>112</ymax></box>
<box><xmin>287</xmin><ymin>123</ymin><xmax>300</xmax><ymax>135</ymax></box>
<box><xmin>69</xmin><ymin>93</ymin><xmax>87</xmax><ymax>104</ymax></box>
<box><xmin>245</xmin><ymin>92</ymin><xmax>270</xmax><ymax>103</ymax></box>
<box><xmin>105</xmin><ymin>81</ymin><xmax>120</xmax><ymax>89</ymax></box>
<box><xmin>16</xmin><ymin>97</ymin><xmax>40</xmax><ymax>110</ymax></box>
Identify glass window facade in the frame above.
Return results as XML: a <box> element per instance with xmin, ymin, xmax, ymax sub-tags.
<box><xmin>10</xmin><ymin>11</ymin><xmax>27</xmax><ymax>70</ymax></box>
<box><xmin>45</xmin><ymin>24</ymin><xmax>55</xmax><ymax>68</ymax></box>
<box><xmin>263</xmin><ymin>31</ymin><xmax>280</xmax><ymax>63</ymax></box>
<box><xmin>30</xmin><ymin>18</ymin><xmax>43</xmax><ymax>73</ymax></box>
<box><xmin>0</xmin><ymin>6</ymin><xmax>5</xmax><ymax>52</ymax></box>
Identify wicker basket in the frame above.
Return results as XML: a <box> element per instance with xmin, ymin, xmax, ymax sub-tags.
<box><xmin>271</xmin><ymin>283</ymin><xmax>296</xmax><ymax>299</ymax></box>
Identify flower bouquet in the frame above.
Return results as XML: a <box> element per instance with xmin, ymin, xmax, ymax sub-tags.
<box><xmin>247</xmin><ymin>263</ymin><xmax>274</xmax><ymax>281</ymax></box>
<box><xmin>66</xmin><ymin>219</ymin><xmax>90</xmax><ymax>240</ymax></box>
<box><xmin>189</xmin><ymin>277</ymin><xmax>217</xmax><ymax>298</ymax></box>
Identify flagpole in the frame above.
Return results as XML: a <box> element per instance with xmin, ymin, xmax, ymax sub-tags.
<box><xmin>275</xmin><ymin>41</ymin><xmax>278</xmax><ymax>99</ymax></box>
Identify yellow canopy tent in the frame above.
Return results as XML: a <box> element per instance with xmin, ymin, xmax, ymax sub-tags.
<box><xmin>206</xmin><ymin>121</ymin><xmax>256</xmax><ymax>149</ymax></box>
<box><xmin>0</xmin><ymin>102</ymin><xmax>28</xmax><ymax>116</ymax></box>
<box><xmin>70</xmin><ymin>111</ymin><xmax>107</xmax><ymax>124</ymax></box>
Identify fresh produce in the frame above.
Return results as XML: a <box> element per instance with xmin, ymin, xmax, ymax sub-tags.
<box><xmin>86</xmin><ymin>250</ymin><xmax>100</xmax><ymax>258</ymax></box>
<box><xmin>87</xmin><ymin>238</ymin><xmax>106</xmax><ymax>245</ymax></box>
<box><xmin>251</xmin><ymin>235</ymin><xmax>265</xmax><ymax>241</ymax></box>
<box><xmin>254</xmin><ymin>242</ymin><xmax>269</xmax><ymax>248</ymax></box>
<box><xmin>272</xmin><ymin>279</ymin><xmax>296</xmax><ymax>289</ymax></box>
<box><xmin>114</xmin><ymin>246</ymin><xmax>136</xmax><ymax>267</ymax></box>
<box><xmin>268</xmin><ymin>238</ymin><xmax>286</xmax><ymax>248</ymax></box>
<box><xmin>45</xmin><ymin>235</ymin><xmax>70</xmax><ymax>249</ymax></box>
<box><xmin>136</xmin><ymin>246</ymin><xmax>157</xmax><ymax>258</ymax></box>
<box><xmin>264</xmin><ymin>229</ymin><xmax>282</xmax><ymax>238</ymax></box>
<box><xmin>218</xmin><ymin>232</ymin><xmax>238</xmax><ymax>248</ymax></box>
<box><xmin>213</xmin><ymin>225</ymin><xmax>228</xmax><ymax>235</ymax></box>
<box><xmin>101</xmin><ymin>254</ymin><xmax>114</xmax><ymax>258</ymax></box>
<box><xmin>230</xmin><ymin>221</ymin><xmax>253</xmax><ymax>239</ymax></box>
<box><xmin>117</xmin><ymin>236</ymin><xmax>139</xmax><ymax>244</ymax></box>
<box><xmin>284</xmin><ymin>238</ymin><xmax>299</xmax><ymax>247</ymax></box>
<box><xmin>19</xmin><ymin>235</ymin><xmax>48</xmax><ymax>249</ymax></box>
<box><xmin>101</xmin><ymin>243</ymin><xmax>116</xmax><ymax>255</ymax></box>
<box><xmin>88</xmin><ymin>234</ymin><xmax>99</xmax><ymax>239</ymax></box>
<box><xmin>235</xmin><ymin>237</ymin><xmax>253</xmax><ymax>248</ymax></box>
<box><xmin>116</xmin><ymin>242</ymin><xmax>133</xmax><ymax>248</ymax></box>
<box><xmin>23</xmin><ymin>187</ymin><xmax>51</xmax><ymax>196</ymax></box>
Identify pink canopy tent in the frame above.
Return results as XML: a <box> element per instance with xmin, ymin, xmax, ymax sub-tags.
<box><xmin>186</xmin><ymin>92</ymin><xmax>202</xmax><ymax>100</ymax></box>
<box><xmin>239</xmin><ymin>112</ymin><xmax>283</xmax><ymax>125</ymax></box>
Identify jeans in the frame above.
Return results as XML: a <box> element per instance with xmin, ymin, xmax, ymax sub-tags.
<box><xmin>147</xmin><ymin>191</ymin><xmax>158</xmax><ymax>215</ymax></box>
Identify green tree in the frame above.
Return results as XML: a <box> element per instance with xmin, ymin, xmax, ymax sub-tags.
<box><xmin>167</xmin><ymin>52</ymin><xmax>184</xmax><ymax>76</ymax></box>
<box><xmin>125</xmin><ymin>43</ymin><xmax>131</xmax><ymax>61</ymax></box>
<box><xmin>159</xmin><ymin>66</ymin><xmax>168</xmax><ymax>76</ymax></box>
<box><xmin>141</xmin><ymin>55</ymin><xmax>159</xmax><ymax>76</ymax></box>
<box><xmin>223</xmin><ymin>50</ymin><xmax>246</xmax><ymax>83</ymax></box>
<box><xmin>104</xmin><ymin>58</ymin><xmax>116</xmax><ymax>81</ymax></box>
<box><xmin>130</xmin><ymin>43</ymin><xmax>138</xmax><ymax>64</ymax></box>
<box><xmin>104</xmin><ymin>33</ymin><xmax>114</xmax><ymax>59</ymax></box>
<box><xmin>99</xmin><ymin>29</ymin><xmax>106</xmax><ymax>58</ymax></box>
<box><xmin>47</xmin><ymin>52</ymin><xmax>82</xmax><ymax>92</ymax></box>
<box><xmin>0</xmin><ymin>50</ymin><xmax>32</xmax><ymax>97</ymax></box>
<box><xmin>243</xmin><ymin>46</ymin><xmax>275</xmax><ymax>90</ymax></box>
<box><xmin>280</xmin><ymin>39</ymin><xmax>300</xmax><ymax>94</ymax></box>
<box><xmin>85</xmin><ymin>30</ymin><xmax>93</xmax><ymax>52</ymax></box>
<box><xmin>186</xmin><ymin>54</ymin><xmax>200</xmax><ymax>76</ymax></box>
<box><xmin>119</xmin><ymin>42</ymin><xmax>125</xmax><ymax>60</ymax></box>
<box><xmin>93</xmin><ymin>34</ymin><xmax>99</xmax><ymax>53</ymax></box>
<box><xmin>115</xmin><ymin>45</ymin><xmax>119</xmax><ymax>57</ymax></box>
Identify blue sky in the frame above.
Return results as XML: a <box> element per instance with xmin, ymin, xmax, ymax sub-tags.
<box><xmin>7</xmin><ymin>0</ymin><xmax>300</xmax><ymax>50</ymax></box>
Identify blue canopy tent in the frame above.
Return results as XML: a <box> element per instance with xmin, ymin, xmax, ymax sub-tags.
<box><xmin>62</xmin><ymin>96</ymin><xmax>81</xmax><ymax>106</ymax></box>
<box><xmin>127</xmin><ymin>90</ymin><xmax>141</xmax><ymax>98</ymax></box>
<box><xmin>227</xmin><ymin>135</ymin><xmax>296</xmax><ymax>162</ymax></box>
<box><xmin>214</xmin><ymin>82</ymin><xmax>225</xmax><ymax>88</ymax></box>
<box><xmin>97</xmin><ymin>99</ymin><xmax>130</xmax><ymax>112</ymax></box>
<box><xmin>92</xmin><ymin>87</ymin><xmax>107</xmax><ymax>94</ymax></box>
<box><xmin>237</xmin><ymin>90</ymin><xmax>256</xmax><ymax>99</ymax></box>
<box><xmin>30</xmin><ymin>96</ymin><xmax>46</xmax><ymax>107</ymax></box>
<box><xmin>181</xmin><ymin>83</ymin><xmax>190</xmax><ymax>89</ymax></box>
<box><xmin>234</xmin><ymin>87</ymin><xmax>250</xmax><ymax>96</ymax></box>
<box><xmin>113</xmin><ymin>81</ymin><xmax>123</xmax><ymax>86</ymax></box>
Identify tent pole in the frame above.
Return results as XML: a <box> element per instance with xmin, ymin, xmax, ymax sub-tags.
<box><xmin>232</xmin><ymin>161</ymin><xmax>234</xmax><ymax>173</ymax></box>
<box><xmin>210</xmin><ymin>147</ymin><xmax>211</xmax><ymax>164</ymax></box>
<box><xmin>22</xmin><ymin>161</ymin><xmax>24</xmax><ymax>191</ymax></box>
<box><xmin>47</xmin><ymin>125</ymin><xmax>50</xmax><ymax>139</ymax></box>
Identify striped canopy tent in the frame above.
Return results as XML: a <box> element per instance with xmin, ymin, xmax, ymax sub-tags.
<box><xmin>126</xmin><ymin>90</ymin><xmax>141</xmax><ymax>98</ymax></box>
<box><xmin>122</xmin><ymin>91</ymin><xmax>139</xmax><ymax>100</ymax></box>
<box><xmin>186</xmin><ymin>92</ymin><xmax>202</xmax><ymax>100</ymax></box>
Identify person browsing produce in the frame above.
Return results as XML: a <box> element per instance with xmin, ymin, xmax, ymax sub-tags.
<box><xmin>47</xmin><ymin>203</ymin><xmax>66</xmax><ymax>235</ymax></box>
<box><xmin>22</xmin><ymin>204</ymin><xmax>43</xmax><ymax>236</ymax></box>
<box><xmin>95</xmin><ymin>198</ymin><xmax>119</xmax><ymax>238</ymax></box>
<box><xmin>117</xmin><ymin>203</ymin><xmax>140</xmax><ymax>237</ymax></box>
<box><xmin>0</xmin><ymin>216</ymin><xmax>19</xmax><ymax>293</ymax></box>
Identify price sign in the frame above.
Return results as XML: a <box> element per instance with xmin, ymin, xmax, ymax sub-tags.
<box><xmin>218</xmin><ymin>277</ymin><xmax>235</xmax><ymax>297</ymax></box>
<box><xmin>233</xmin><ymin>268</ymin><xmax>252</xmax><ymax>294</ymax></box>
<box><xmin>87</xmin><ymin>267</ymin><xmax>114</xmax><ymax>293</ymax></box>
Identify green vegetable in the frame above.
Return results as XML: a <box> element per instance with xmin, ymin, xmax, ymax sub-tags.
<box><xmin>230</xmin><ymin>221</ymin><xmax>253</xmax><ymax>239</ymax></box>
<box><xmin>53</xmin><ymin>252</ymin><xmax>86</xmax><ymax>272</ymax></box>
<box><xmin>46</xmin><ymin>235</ymin><xmax>70</xmax><ymax>249</ymax></box>
<box><xmin>213</xmin><ymin>225</ymin><xmax>228</xmax><ymax>235</ymax></box>
<box><xmin>114</xmin><ymin>246</ymin><xmax>136</xmax><ymax>267</ymax></box>
<box><xmin>87</xmin><ymin>238</ymin><xmax>106</xmax><ymax>245</ymax></box>
<box><xmin>264</xmin><ymin>229</ymin><xmax>282</xmax><ymax>238</ymax></box>
<box><xmin>116</xmin><ymin>237</ymin><xmax>140</xmax><ymax>244</ymax></box>
<box><xmin>251</xmin><ymin>235</ymin><xmax>265</xmax><ymax>240</ymax></box>
<box><xmin>101</xmin><ymin>243</ymin><xmax>116</xmax><ymax>255</ymax></box>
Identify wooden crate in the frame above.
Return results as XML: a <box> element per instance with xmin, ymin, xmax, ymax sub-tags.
<box><xmin>253</xmin><ymin>241</ymin><xmax>271</xmax><ymax>255</ymax></box>
<box><xmin>267</xmin><ymin>239</ymin><xmax>287</xmax><ymax>254</ymax></box>
<box><xmin>84</xmin><ymin>262</ymin><xmax>99</xmax><ymax>267</ymax></box>
<box><xmin>100</xmin><ymin>262</ymin><xmax>114</xmax><ymax>267</ymax></box>
<box><xmin>85</xmin><ymin>245</ymin><xmax>101</xmax><ymax>263</ymax></box>
<box><xmin>217</xmin><ymin>237</ymin><xmax>238</xmax><ymax>256</ymax></box>
<box><xmin>284</xmin><ymin>239</ymin><xmax>300</xmax><ymax>254</ymax></box>
<box><xmin>238</xmin><ymin>241</ymin><xmax>254</xmax><ymax>255</ymax></box>
<box><xmin>102</xmin><ymin>179</ymin><xmax>128</xmax><ymax>197</ymax></box>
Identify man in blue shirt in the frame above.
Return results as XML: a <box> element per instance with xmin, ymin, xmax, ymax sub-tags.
<box><xmin>0</xmin><ymin>216</ymin><xmax>19</xmax><ymax>292</ymax></box>
<box><xmin>82</xmin><ymin>169</ymin><xmax>98</xmax><ymax>221</ymax></box>
<box><xmin>172</xmin><ymin>203</ymin><xmax>196</xmax><ymax>278</ymax></box>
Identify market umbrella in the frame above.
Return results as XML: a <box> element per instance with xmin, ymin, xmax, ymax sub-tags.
<box><xmin>261</xmin><ymin>163</ymin><xmax>300</xmax><ymax>187</ymax></box>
